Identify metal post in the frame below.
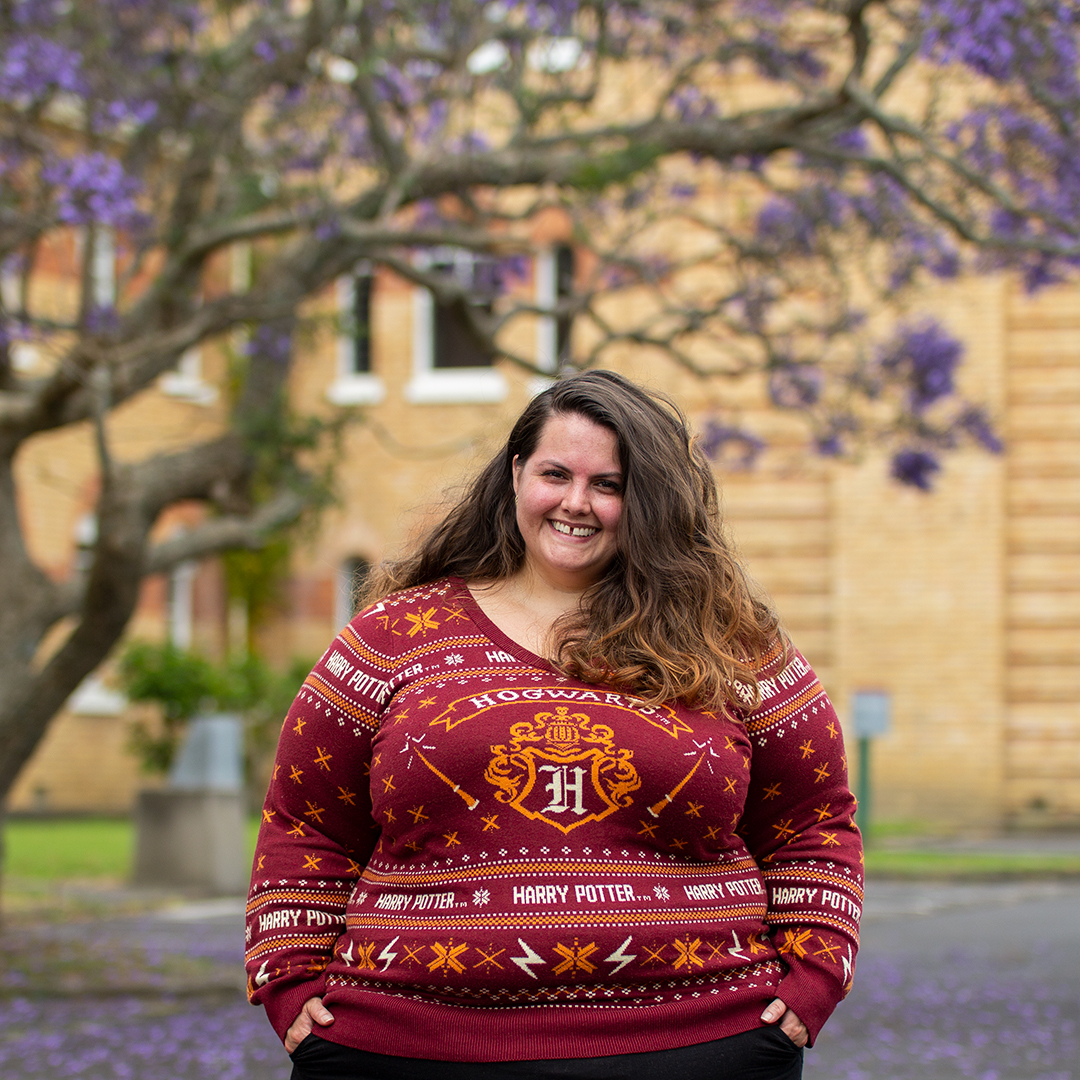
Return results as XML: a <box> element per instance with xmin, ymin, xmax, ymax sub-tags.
<box><xmin>852</xmin><ymin>691</ymin><xmax>891</xmax><ymax>845</ymax></box>
<box><xmin>857</xmin><ymin>735</ymin><xmax>871</xmax><ymax>840</ymax></box>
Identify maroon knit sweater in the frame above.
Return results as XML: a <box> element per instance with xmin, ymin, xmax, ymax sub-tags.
<box><xmin>246</xmin><ymin>578</ymin><xmax>862</xmax><ymax>1060</ymax></box>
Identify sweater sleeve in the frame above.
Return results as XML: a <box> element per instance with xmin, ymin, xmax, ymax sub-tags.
<box><xmin>735</xmin><ymin>641</ymin><xmax>863</xmax><ymax>1045</ymax></box>
<box><xmin>244</xmin><ymin>610</ymin><xmax>393</xmax><ymax>1040</ymax></box>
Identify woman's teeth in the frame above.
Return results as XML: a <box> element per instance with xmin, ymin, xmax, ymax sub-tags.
<box><xmin>551</xmin><ymin>521</ymin><xmax>599</xmax><ymax>537</ymax></box>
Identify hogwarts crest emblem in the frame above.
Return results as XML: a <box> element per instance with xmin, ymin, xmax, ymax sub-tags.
<box><xmin>484</xmin><ymin>707</ymin><xmax>641</xmax><ymax>832</ymax></box>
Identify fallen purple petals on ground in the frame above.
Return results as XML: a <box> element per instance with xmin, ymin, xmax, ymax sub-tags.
<box><xmin>806</xmin><ymin>951</ymin><xmax>1077</xmax><ymax>1080</ymax></box>
<box><xmin>0</xmin><ymin>908</ymin><xmax>1076</xmax><ymax>1078</ymax></box>
<box><xmin>0</xmin><ymin>994</ymin><xmax>288</xmax><ymax>1080</ymax></box>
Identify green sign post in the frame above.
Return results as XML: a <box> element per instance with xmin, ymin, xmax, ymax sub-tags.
<box><xmin>852</xmin><ymin>691</ymin><xmax>891</xmax><ymax>842</ymax></box>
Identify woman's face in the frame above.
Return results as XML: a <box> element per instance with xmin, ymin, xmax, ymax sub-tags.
<box><xmin>512</xmin><ymin>412</ymin><xmax>623</xmax><ymax>592</ymax></box>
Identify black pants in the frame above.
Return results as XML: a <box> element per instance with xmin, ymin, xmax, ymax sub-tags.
<box><xmin>289</xmin><ymin>1028</ymin><xmax>803</xmax><ymax>1080</ymax></box>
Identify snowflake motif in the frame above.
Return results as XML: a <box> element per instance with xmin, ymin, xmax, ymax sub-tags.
<box><xmin>473</xmin><ymin>888</ymin><xmax>491</xmax><ymax>906</ymax></box>
<box><xmin>653</xmin><ymin>885</ymin><xmax>671</xmax><ymax>900</ymax></box>
<box><xmin>444</xmin><ymin>653</ymin><xmax>465</xmax><ymax>666</ymax></box>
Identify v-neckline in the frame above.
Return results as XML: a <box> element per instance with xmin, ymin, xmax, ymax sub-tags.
<box><xmin>450</xmin><ymin>577</ymin><xmax>559</xmax><ymax>674</ymax></box>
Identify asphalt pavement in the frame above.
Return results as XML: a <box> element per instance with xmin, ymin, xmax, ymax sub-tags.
<box><xmin>2</xmin><ymin>857</ymin><xmax>1078</xmax><ymax>1079</ymax></box>
<box><xmin>806</xmin><ymin>877</ymin><xmax>1080</xmax><ymax>1079</ymax></box>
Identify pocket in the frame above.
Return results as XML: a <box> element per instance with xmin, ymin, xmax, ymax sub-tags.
<box><xmin>288</xmin><ymin>1032</ymin><xmax>325</xmax><ymax>1061</ymax></box>
<box><xmin>762</xmin><ymin>1026</ymin><xmax>802</xmax><ymax>1051</ymax></box>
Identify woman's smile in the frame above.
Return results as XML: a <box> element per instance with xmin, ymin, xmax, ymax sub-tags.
<box><xmin>512</xmin><ymin>412</ymin><xmax>623</xmax><ymax>591</ymax></box>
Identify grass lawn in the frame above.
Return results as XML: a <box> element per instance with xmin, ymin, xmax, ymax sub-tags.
<box><xmin>4</xmin><ymin>816</ymin><xmax>133</xmax><ymax>879</ymax></box>
<box><xmin>2</xmin><ymin>816</ymin><xmax>261</xmax><ymax>883</ymax></box>
<box><xmin>864</xmin><ymin>847</ymin><xmax>1080</xmax><ymax>879</ymax></box>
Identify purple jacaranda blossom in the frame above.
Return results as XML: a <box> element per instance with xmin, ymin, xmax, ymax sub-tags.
<box><xmin>95</xmin><ymin>98</ymin><xmax>159</xmax><ymax>133</ymax></box>
<box><xmin>0</xmin><ymin>34</ymin><xmax>85</xmax><ymax>102</ymax></box>
<box><xmin>768</xmin><ymin>363</ymin><xmax>823</xmax><ymax>409</ymax></box>
<box><xmin>700</xmin><ymin>421</ymin><xmax>767</xmax><ymax>468</ymax></box>
<box><xmin>12</xmin><ymin>0</ymin><xmax>66</xmax><ymax>27</ymax></box>
<box><xmin>85</xmin><ymin>305</ymin><xmax>120</xmax><ymax>335</ymax></box>
<box><xmin>815</xmin><ymin>431</ymin><xmax>844</xmax><ymax>457</ymax></box>
<box><xmin>921</xmin><ymin>0</ymin><xmax>1080</xmax><ymax>88</ymax></box>
<box><xmin>42</xmin><ymin>152</ymin><xmax>143</xmax><ymax>228</ymax></box>
<box><xmin>671</xmin><ymin>86</ymin><xmax>718</xmax><ymax>124</ymax></box>
<box><xmin>878</xmin><ymin>320</ymin><xmax>963</xmax><ymax>412</ymax></box>
<box><xmin>246</xmin><ymin>325</ymin><xmax>293</xmax><ymax>365</ymax></box>
<box><xmin>891</xmin><ymin>447</ymin><xmax>941</xmax><ymax>490</ymax></box>
<box><xmin>755</xmin><ymin>197</ymin><xmax>816</xmax><ymax>255</ymax></box>
<box><xmin>955</xmin><ymin>405</ymin><xmax>1004</xmax><ymax>453</ymax></box>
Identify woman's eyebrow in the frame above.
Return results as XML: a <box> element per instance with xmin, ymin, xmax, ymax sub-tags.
<box><xmin>534</xmin><ymin>457</ymin><xmax>623</xmax><ymax>478</ymax></box>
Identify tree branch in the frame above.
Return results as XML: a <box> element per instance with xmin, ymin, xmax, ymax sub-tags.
<box><xmin>144</xmin><ymin>490</ymin><xmax>305</xmax><ymax>575</ymax></box>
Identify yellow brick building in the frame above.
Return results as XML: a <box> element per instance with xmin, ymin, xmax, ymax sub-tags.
<box><xmin>9</xmin><ymin>250</ymin><xmax>1080</xmax><ymax>831</ymax></box>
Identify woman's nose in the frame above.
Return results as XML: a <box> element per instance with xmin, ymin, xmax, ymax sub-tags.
<box><xmin>561</xmin><ymin>481</ymin><xmax>591</xmax><ymax>514</ymax></box>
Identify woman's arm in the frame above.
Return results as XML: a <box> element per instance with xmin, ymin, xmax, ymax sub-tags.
<box><xmin>245</xmin><ymin>611</ymin><xmax>394</xmax><ymax>1040</ymax></box>
<box><xmin>737</xmin><ymin>641</ymin><xmax>863</xmax><ymax>1045</ymax></box>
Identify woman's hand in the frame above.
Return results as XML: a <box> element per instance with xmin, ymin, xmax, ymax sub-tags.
<box><xmin>760</xmin><ymin>998</ymin><xmax>809</xmax><ymax>1048</ymax></box>
<box><xmin>284</xmin><ymin>996</ymin><xmax>335</xmax><ymax>1054</ymax></box>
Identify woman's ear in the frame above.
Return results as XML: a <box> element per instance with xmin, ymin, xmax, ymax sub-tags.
<box><xmin>512</xmin><ymin>454</ymin><xmax>521</xmax><ymax>496</ymax></box>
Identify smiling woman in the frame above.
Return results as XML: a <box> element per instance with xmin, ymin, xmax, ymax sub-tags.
<box><xmin>245</xmin><ymin>372</ymin><xmax>863</xmax><ymax>1080</ymax></box>
<box><xmin>510</xmin><ymin>412</ymin><xmax>623</xmax><ymax>596</ymax></box>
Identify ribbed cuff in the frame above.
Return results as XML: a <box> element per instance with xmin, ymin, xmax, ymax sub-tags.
<box><xmin>261</xmin><ymin>977</ymin><xmax>329</xmax><ymax>1043</ymax></box>
<box><xmin>771</xmin><ymin>964</ymin><xmax>843</xmax><ymax>1047</ymax></box>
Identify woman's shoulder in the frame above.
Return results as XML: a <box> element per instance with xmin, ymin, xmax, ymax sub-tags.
<box><xmin>354</xmin><ymin>577</ymin><xmax>463</xmax><ymax>621</ymax></box>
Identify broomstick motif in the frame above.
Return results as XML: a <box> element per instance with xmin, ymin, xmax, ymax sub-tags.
<box><xmin>648</xmin><ymin>753</ymin><xmax>706</xmax><ymax>817</ymax></box>
<box><xmin>415</xmin><ymin>748</ymin><xmax>479</xmax><ymax>809</ymax></box>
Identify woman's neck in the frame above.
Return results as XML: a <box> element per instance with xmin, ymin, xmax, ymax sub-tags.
<box><xmin>467</xmin><ymin>567</ymin><xmax>586</xmax><ymax>658</ymax></box>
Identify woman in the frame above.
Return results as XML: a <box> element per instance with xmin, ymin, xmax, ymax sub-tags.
<box><xmin>246</xmin><ymin>371</ymin><xmax>862</xmax><ymax>1079</ymax></box>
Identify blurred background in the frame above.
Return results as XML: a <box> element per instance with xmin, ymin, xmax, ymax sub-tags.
<box><xmin>1</xmin><ymin>1</ymin><xmax>1078</xmax><ymax>1077</ymax></box>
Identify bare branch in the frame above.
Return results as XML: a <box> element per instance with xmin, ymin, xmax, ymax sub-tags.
<box><xmin>144</xmin><ymin>491</ymin><xmax>305</xmax><ymax>575</ymax></box>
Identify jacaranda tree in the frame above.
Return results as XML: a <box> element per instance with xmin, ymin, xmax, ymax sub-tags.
<box><xmin>1</xmin><ymin>0</ymin><xmax>1078</xmax><ymax>801</ymax></box>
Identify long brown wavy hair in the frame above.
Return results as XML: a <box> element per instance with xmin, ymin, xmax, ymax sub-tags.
<box><xmin>364</xmin><ymin>370</ymin><xmax>780</xmax><ymax>712</ymax></box>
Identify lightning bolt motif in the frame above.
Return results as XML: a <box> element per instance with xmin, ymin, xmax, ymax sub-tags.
<box><xmin>728</xmin><ymin>931</ymin><xmax>749</xmax><ymax>961</ymax></box>
<box><xmin>511</xmin><ymin>937</ymin><xmax>545</xmax><ymax>979</ymax></box>
<box><xmin>255</xmin><ymin>959</ymin><xmax>271</xmax><ymax>986</ymax></box>
<box><xmin>363</xmin><ymin>602</ymin><xmax>386</xmax><ymax>618</ymax></box>
<box><xmin>339</xmin><ymin>940</ymin><xmax>354</xmax><ymax>964</ymax></box>
<box><xmin>604</xmin><ymin>935</ymin><xmax>637</xmax><ymax>974</ymax></box>
<box><xmin>378</xmin><ymin>935</ymin><xmax>400</xmax><ymax>972</ymax></box>
<box><xmin>841</xmin><ymin>943</ymin><xmax>854</xmax><ymax>987</ymax></box>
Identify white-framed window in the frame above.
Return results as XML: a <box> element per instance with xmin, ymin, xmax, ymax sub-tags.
<box><xmin>169</xmin><ymin>560</ymin><xmax>197</xmax><ymax>649</ymax></box>
<box><xmin>334</xmin><ymin>556</ymin><xmax>371</xmax><ymax>628</ymax></box>
<box><xmin>69</xmin><ymin>675</ymin><xmax>127</xmax><ymax>716</ymax></box>
<box><xmin>406</xmin><ymin>248</ymin><xmax>508</xmax><ymax>405</ymax></box>
<box><xmin>160</xmin><ymin>345</ymin><xmax>218</xmax><ymax>405</ymax></box>
<box><xmin>535</xmin><ymin>244</ymin><xmax>575</xmax><ymax>370</ymax></box>
<box><xmin>0</xmin><ymin>265</ymin><xmax>36</xmax><ymax>372</ymax></box>
<box><xmin>90</xmin><ymin>226</ymin><xmax>116</xmax><ymax>308</ymax></box>
<box><xmin>327</xmin><ymin>264</ymin><xmax>385</xmax><ymax>406</ymax></box>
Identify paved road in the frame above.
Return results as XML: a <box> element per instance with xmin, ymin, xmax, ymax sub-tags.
<box><xmin>806</xmin><ymin>880</ymin><xmax>1080</xmax><ymax>1079</ymax></box>
<box><xmin>1</xmin><ymin>880</ymin><xmax>1077</xmax><ymax>1079</ymax></box>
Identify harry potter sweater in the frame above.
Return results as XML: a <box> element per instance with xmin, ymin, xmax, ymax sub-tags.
<box><xmin>245</xmin><ymin>578</ymin><xmax>862</xmax><ymax>1060</ymax></box>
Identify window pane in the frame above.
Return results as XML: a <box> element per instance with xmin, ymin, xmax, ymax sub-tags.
<box><xmin>352</xmin><ymin>273</ymin><xmax>373</xmax><ymax>374</ymax></box>
<box><xmin>434</xmin><ymin>301</ymin><xmax>492</xmax><ymax>368</ymax></box>
<box><xmin>555</xmin><ymin>244</ymin><xmax>574</xmax><ymax>366</ymax></box>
